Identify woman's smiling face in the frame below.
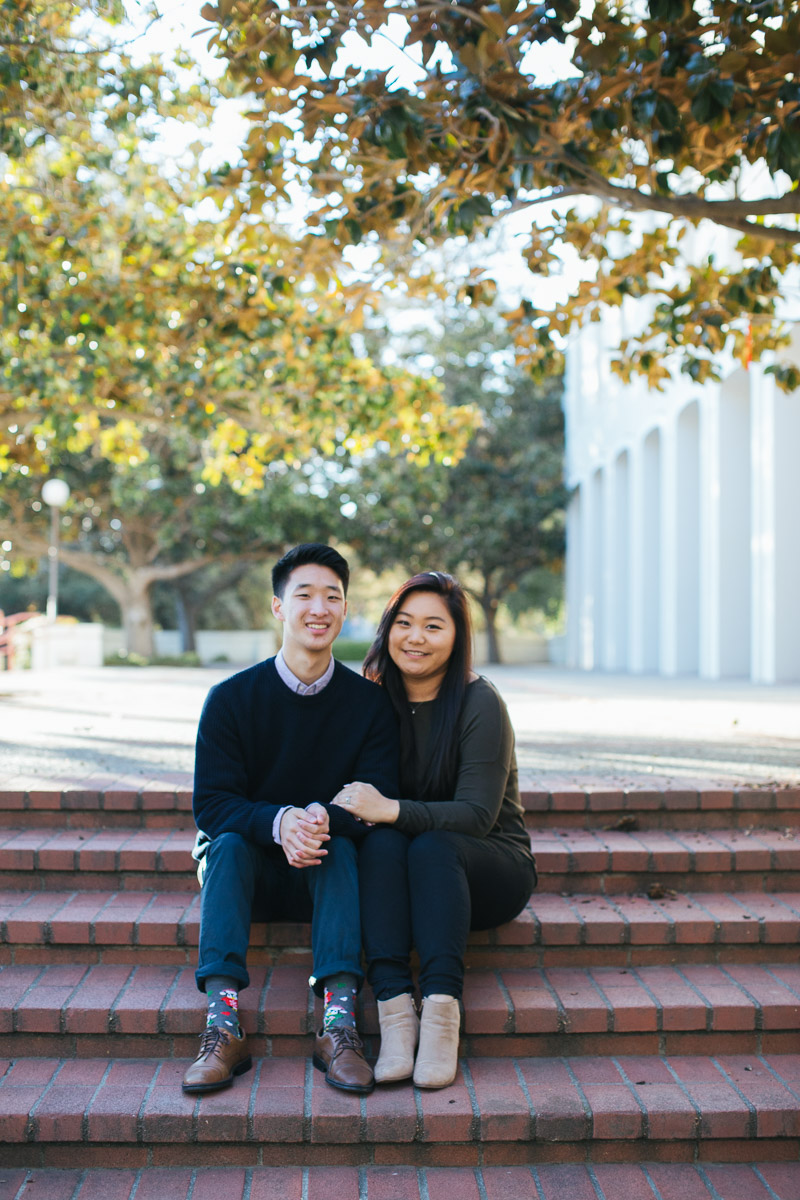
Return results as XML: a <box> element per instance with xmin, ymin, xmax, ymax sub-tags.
<box><xmin>388</xmin><ymin>590</ymin><xmax>456</xmax><ymax>696</ymax></box>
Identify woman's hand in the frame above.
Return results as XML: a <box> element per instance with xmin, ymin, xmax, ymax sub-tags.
<box><xmin>332</xmin><ymin>782</ymin><xmax>400</xmax><ymax>825</ymax></box>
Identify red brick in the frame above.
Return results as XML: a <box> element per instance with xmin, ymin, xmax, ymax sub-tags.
<box><xmin>86</xmin><ymin>1060</ymin><xmax>158</xmax><ymax>1142</ymax></box>
<box><xmin>529</xmin><ymin>895</ymin><xmax>580</xmax><ymax>945</ymax></box>
<box><xmin>702</xmin><ymin>1164</ymin><xmax>786</xmax><ymax>1200</ymax></box>
<box><xmin>418</xmin><ymin>1067</ymin><xmax>474</xmax><ymax>1142</ymax></box>
<box><xmin>637</xmin><ymin>967</ymin><xmax>708</xmax><ymax>1031</ymax></box>
<box><xmin>716</xmin><ymin>1056</ymin><xmax>800</xmax><ymax>1137</ymax></box>
<box><xmin>517</xmin><ymin>1059</ymin><xmax>589</xmax><ymax>1141</ymax></box>
<box><xmin>248</xmin><ymin>1168</ymin><xmax>305</xmax><ymax>1200</ymax></box>
<box><xmin>645</xmin><ymin>1164</ymin><xmax>714</xmax><ymax>1200</ymax></box>
<box><xmin>91</xmin><ymin>891</ymin><xmax>153</xmax><ymax>944</ymax></box>
<box><xmin>13</xmin><ymin>1170</ymin><xmax>83</xmax><ymax>1199</ymax></box>
<box><xmin>364</xmin><ymin>1166</ymin><xmax>422</xmax><ymax>1200</ymax></box>
<box><xmin>261</xmin><ymin>965</ymin><xmax>312</xmax><ymax>1035</ymax></box>
<box><xmin>426</xmin><ymin>1168</ymin><xmax>482</xmax><ymax>1200</ymax></box>
<box><xmin>138</xmin><ymin>1062</ymin><xmax>197</xmax><ymax>1142</ymax></box>
<box><xmin>756</xmin><ymin>1163</ymin><xmax>800</xmax><ymax>1199</ymax></box>
<box><xmin>0</xmin><ymin>829</ymin><xmax>54</xmax><ymax>869</ymax></box>
<box><xmin>614</xmin><ymin>895</ymin><xmax>674</xmax><ymax>944</ymax></box>
<box><xmin>501</xmin><ymin>970</ymin><xmax>561</xmax><ymax>1034</ymax></box>
<box><xmin>545</xmin><ymin>969</ymin><xmax>608</xmax><ymax>1033</ymax></box>
<box><xmin>629</xmin><ymin>1081</ymin><xmax>698</xmax><ymax>1139</ymax></box>
<box><xmin>593</xmin><ymin>1164</ymin><xmax>658</xmax><ymax>1197</ymax></box>
<box><xmin>721</xmin><ymin>966</ymin><xmax>800</xmax><ymax>1028</ymax></box>
<box><xmin>549</xmin><ymin>790</ymin><xmax>587</xmax><ymax>813</ymax></box>
<box><xmin>535</xmin><ymin>1164</ymin><xmax>598</xmax><ymax>1200</ymax></box>
<box><xmin>15</xmin><ymin>964</ymin><xmax>88</xmax><ymax>1033</ymax></box>
<box><xmin>363</xmin><ymin>1079</ymin><xmax>417</xmax><ymax>1143</ymax></box>
<box><xmin>305</xmin><ymin>1167</ymin><xmax>361</xmax><ymax>1199</ymax></box>
<box><xmin>307</xmin><ymin>1066</ymin><xmax>362</xmax><ymax>1144</ymax></box>
<box><xmin>111</xmin><ymin>965</ymin><xmax>180</xmax><ymax>1033</ymax></box>
<box><xmin>468</xmin><ymin>1058</ymin><xmax>530</xmax><ymax>1141</ymax></box>
<box><xmin>481</xmin><ymin>1167</ymin><xmax>539</xmax><ymax>1200</ymax></box>
<box><xmin>250</xmin><ymin>1056</ymin><xmax>307</xmax><ymax>1147</ymax></box>
<box><xmin>572</xmin><ymin>896</ymin><xmax>628</xmax><ymax>945</ymax></box>
<box><xmin>590</xmin><ymin>968</ymin><xmax>659</xmax><ymax>1032</ymax></box>
<box><xmin>194</xmin><ymin>1071</ymin><xmax>252</xmax><ymax>1142</ymax></box>
<box><xmin>130</xmin><ymin>1169</ymin><xmax>194</xmax><ymax>1200</ymax></box>
<box><xmin>462</xmin><ymin>973</ymin><xmax>510</xmax><ymax>1034</ymax></box>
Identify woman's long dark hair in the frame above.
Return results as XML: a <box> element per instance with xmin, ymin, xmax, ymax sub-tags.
<box><xmin>363</xmin><ymin>571</ymin><xmax>473</xmax><ymax>802</ymax></box>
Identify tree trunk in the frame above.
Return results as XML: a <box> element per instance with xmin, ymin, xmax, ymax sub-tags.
<box><xmin>174</xmin><ymin>584</ymin><xmax>197</xmax><ymax>654</ymax></box>
<box><xmin>121</xmin><ymin>576</ymin><xmax>156</xmax><ymax>658</ymax></box>
<box><xmin>480</xmin><ymin>596</ymin><xmax>502</xmax><ymax>665</ymax></box>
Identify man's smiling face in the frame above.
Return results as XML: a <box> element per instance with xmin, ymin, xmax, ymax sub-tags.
<box><xmin>271</xmin><ymin>564</ymin><xmax>347</xmax><ymax>659</ymax></box>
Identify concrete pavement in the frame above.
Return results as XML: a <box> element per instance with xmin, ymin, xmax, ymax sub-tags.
<box><xmin>0</xmin><ymin>663</ymin><xmax>797</xmax><ymax>790</ymax></box>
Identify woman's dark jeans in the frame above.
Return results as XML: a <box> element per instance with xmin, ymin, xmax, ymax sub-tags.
<box><xmin>359</xmin><ymin>826</ymin><xmax>537</xmax><ymax>1000</ymax></box>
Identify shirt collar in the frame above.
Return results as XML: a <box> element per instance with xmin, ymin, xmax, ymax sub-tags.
<box><xmin>275</xmin><ymin>648</ymin><xmax>335</xmax><ymax>695</ymax></box>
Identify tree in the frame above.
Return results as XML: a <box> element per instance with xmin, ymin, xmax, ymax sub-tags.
<box><xmin>0</xmin><ymin>0</ymin><xmax>476</xmax><ymax>488</ymax></box>
<box><xmin>0</xmin><ymin>427</ymin><xmax>348</xmax><ymax>655</ymax></box>
<box><xmin>343</xmin><ymin>306</ymin><xmax>567</xmax><ymax>662</ymax></box>
<box><xmin>205</xmin><ymin>0</ymin><xmax>800</xmax><ymax>390</ymax></box>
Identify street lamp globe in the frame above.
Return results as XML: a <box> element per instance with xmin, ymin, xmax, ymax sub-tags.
<box><xmin>41</xmin><ymin>478</ymin><xmax>70</xmax><ymax>621</ymax></box>
<box><xmin>42</xmin><ymin>478</ymin><xmax>71</xmax><ymax>509</ymax></box>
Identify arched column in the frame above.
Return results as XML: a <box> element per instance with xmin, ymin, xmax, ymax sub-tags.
<box><xmin>565</xmin><ymin>486</ymin><xmax>583</xmax><ymax>669</ymax></box>
<box><xmin>588</xmin><ymin>468</ymin><xmax>604</xmax><ymax>669</ymax></box>
<box><xmin>603</xmin><ymin>451</ymin><xmax>630</xmax><ymax>670</ymax></box>
<box><xmin>661</xmin><ymin>402</ymin><xmax>700</xmax><ymax>674</ymax></box>
<box><xmin>700</xmin><ymin>374</ymin><xmax>751</xmax><ymax>678</ymax></box>
<box><xmin>751</xmin><ymin>362</ymin><xmax>800</xmax><ymax>682</ymax></box>
<box><xmin>631</xmin><ymin>429</ymin><xmax>661</xmax><ymax>673</ymax></box>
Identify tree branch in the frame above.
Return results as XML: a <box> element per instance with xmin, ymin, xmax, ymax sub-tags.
<box><xmin>507</xmin><ymin>152</ymin><xmax>800</xmax><ymax>242</ymax></box>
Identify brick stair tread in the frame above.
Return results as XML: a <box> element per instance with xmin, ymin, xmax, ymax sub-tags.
<box><xmin>3</xmin><ymin>889</ymin><xmax>800</xmax><ymax>954</ymax></box>
<box><xmin>4</xmin><ymin>1163</ymin><xmax>800</xmax><ymax>1199</ymax></box>
<box><xmin>1</xmin><ymin>826</ymin><xmax>798</xmax><ymax>882</ymax></box>
<box><xmin>2</xmin><ymin>961</ymin><xmax>800</xmax><ymax>1044</ymax></box>
<box><xmin>3</xmin><ymin>785</ymin><xmax>799</xmax><ymax>830</ymax></box>
<box><xmin>2</xmin><ymin>1053</ymin><xmax>799</xmax><ymax>1153</ymax></box>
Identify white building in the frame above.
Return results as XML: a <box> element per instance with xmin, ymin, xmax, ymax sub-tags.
<box><xmin>563</xmin><ymin>314</ymin><xmax>800</xmax><ymax>683</ymax></box>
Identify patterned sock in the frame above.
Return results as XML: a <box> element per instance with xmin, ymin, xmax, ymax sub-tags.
<box><xmin>322</xmin><ymin>972</ymin><xmax>359</xmax><ymax>1031</ymax></box>
<box><xmin>205</xmin><ymin>976</ymin><xmax>241</xmax><ymax>1036</ymax></box>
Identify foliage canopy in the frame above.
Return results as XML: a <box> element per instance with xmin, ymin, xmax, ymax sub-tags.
<box><xmin>205</xmin><ymin>0</ymin><xmax>800</xmax><ymax>389</ymax></box>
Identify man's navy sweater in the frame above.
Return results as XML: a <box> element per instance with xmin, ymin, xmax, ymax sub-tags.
<box><xmin>192</xmin><ymin>657</ymin><xmax>400</xmax><ymax>846</ymax></box>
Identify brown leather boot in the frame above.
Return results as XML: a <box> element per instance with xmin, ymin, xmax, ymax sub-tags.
<box><xmin>313</xmin><ymin>1026</ymin><xmax>375</xmax><ymax>1094</ymax></box>
<box><xmin>182</xmin><ymin>1025</ymin><xmax>251</xmax><ymax>1094</ymax></box>
<box><xmin>413</xmin><ymin>994</ymin><xmax>461</xmax><ymax>1089</ymax></box>
<box><xmin>375</xmin><ymin>993</ymin><xmax>419</xmax><ymax>1084</ymax></box>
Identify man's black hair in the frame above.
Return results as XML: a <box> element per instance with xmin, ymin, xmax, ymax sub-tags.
<box><xmin>271</xmin><ymin>543</ymin><xmax>350</xmax><ymax>599</ymax></box>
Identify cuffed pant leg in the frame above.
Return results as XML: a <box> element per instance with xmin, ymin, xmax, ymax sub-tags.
<box><xmin>358</xmin><ymin>826</ymin><xmax>414</xmax><ymax>1002</ymax></box>
<box><xmin>196</xmin><ymin>831</ymin><xmax>260</xmax><ymax>992</ymax></box>
<box><xmin>304</xmin><ymin>835</ymin><xmax>364</xmax><ymax>996</ymax></box>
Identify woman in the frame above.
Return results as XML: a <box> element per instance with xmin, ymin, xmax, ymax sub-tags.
<box><xmin>332</xmin><ymin>572</ymin><xmax>536</xmax><ymax>1089</ymax></box>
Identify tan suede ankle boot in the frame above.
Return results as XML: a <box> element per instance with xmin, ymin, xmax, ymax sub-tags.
<box><xmin>375</xmin><ymin>993</ymin><xmax>420</xmax><ymax>1083</ymax></box>
<box><xmin>412</xmin><ymin>994</ymin><xmax>461</xmax><ymax>1089</ymax></box>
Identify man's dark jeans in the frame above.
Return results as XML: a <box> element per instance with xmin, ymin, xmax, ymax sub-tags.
<box><xmin>195</xmin><ymin>831</ymin><xmax>363</xmax><ymax>996</ymax></box>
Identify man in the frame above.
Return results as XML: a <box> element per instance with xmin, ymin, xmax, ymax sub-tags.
<box><xmin>182</xmin><ymin>543</ymin><xmax>399</xmax><ymax>1096</ymax></box>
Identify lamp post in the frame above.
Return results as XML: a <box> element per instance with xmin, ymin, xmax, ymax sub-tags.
<box><xmin>41</xmin><ymin>478</ymin><xmax>70</xmax><ymax>622</ymax></box>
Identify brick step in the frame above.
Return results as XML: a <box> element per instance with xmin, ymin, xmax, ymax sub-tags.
<box><xmin>4</xmin><ymin>1163</ymin><xmax>800</xmax><ymax>1199</ymax></box>
<box><xmin>2</xmin><ymin>827</ymin><xmax>799</xmax><ymax>894</ymax></box>
<box><xmin>4</xmin><ymin>890</ymin><xmax>800</xmax><ymax>969</ymax></box>
<box><xmin>2</xmin><ymin>1053</ymin><xmax>799</xmax><ymax>1168</ymax></box>
<box><xmin>3</xmin><ymin>786</ymin><xmax>799</xmax><ymax>831</ymax></box>
<box><xmin>2</xmin><ymin>962</ymin><xmax>800</xmax><ymax>1062</ymax></box>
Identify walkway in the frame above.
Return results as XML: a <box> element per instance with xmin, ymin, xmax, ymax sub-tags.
<box><xmin>0</xmin><ymin>664</ymin><xmax>797</xmax><ymax>790</ymax></box>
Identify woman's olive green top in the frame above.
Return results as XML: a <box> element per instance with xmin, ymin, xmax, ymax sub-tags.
<box><xmin>393</xmin><ymin>675</ymin><xmax>534</xmax><ymax>865</ymax></box>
